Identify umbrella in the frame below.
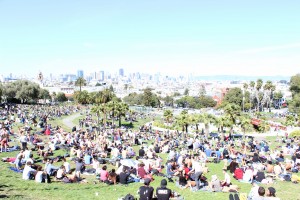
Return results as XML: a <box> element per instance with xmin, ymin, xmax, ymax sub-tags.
<box><xmin>120</xmin><ymin>159</ymin><xmax>139</xmax><ymax>167</ymax></box>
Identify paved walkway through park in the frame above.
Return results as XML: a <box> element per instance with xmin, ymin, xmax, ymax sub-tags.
<box><xmin>62</xmin><ymin>113</ymin><xmax>81</xmax><ymax>129</ymax></box>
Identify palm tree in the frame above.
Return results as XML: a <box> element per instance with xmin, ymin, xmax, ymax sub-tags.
<box><xmin>199</xmin><ymin>113</ymin><xmax>216</xmax><ymax>138</ymax></box>
<box><xmin>256</xmin><ymin>79</ymin><xmax>264</xmax><ymax>111</ymax></box>
<box><xmin>91</xmin><ymin>105</ymin><xmax>102</xmax><ymax>125</ymax></box>
<box><xmin>223</xmin><ymin>103</ymin><xmax>241</xmax><ymax>125</ymax></box>
<box><xmin>249</xmin><ymin>81</ymin><xmax>255</xmax><ymax>110</ymax></box>
<box><xmin>107</xmin><ymin>101</ymin><xmax>117</xmax><ymax>126</ymax></box>
<box><xmin>190</xmin><ymin>114</ymin><xmax>200</xmax><ymax>131</ymax></box>
<box><xmin>115</xmin><ymin>102</ymin><xmax>129</xmax><ymax>127</ymax></box>
<box><xmin>215</xmin><ymin>115</ymin><xmax>232</xmax><ymax>140</ymax></box>
<box><xmin>176</xmin><ymin>110</ymin><xmax>190</xmax><ymax>133</ymax></box>
<box><xmin>75</xmin><ymin>77</ymin><xmax>87</xmax><ymax>92</ymax></box>
<box><xmin>91</xmin><ymin>103</ymin><xmax>109</xmax><ymax>127</ymax></box>
<box><xmin>163</xmin><ymin>109</ymin><xmax>174</xmax><ymax>125</ymax></box>
<box><xmin>239</xmin><ymin>114</ymin><xmax>252</xmax><ymax>138</ymax></box>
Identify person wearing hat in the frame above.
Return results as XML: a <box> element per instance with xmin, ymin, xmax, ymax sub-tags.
<box><xmin>138</xmin><ymin>178</ymin><xmax>154</xmax><ymax>200</ymax></box>
<box><xmin>156</xmin><ymin>179</ymin><xmax>172</xmax><ymax>200</ymax></box>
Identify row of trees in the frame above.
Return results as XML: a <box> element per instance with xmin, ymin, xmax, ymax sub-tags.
<box><xmin>163</xmin><ymin>102</ymin><xmax>257</xmax><ymax>136</ymax></box>
<box><xmin>0</xmin><ymin>80</ymin><xmax>51</xmax><ymax>103</ymax></box>
<box><xmin>221</xmin><ymin>79</ymin><xmax>283</xmax><ymax>112</ymax></box>
<box><xmin>123</xmin><ymin>88</ymin><xmax>161</xmax><ymax>107</ymax></box>
<box><xmin>289</xmin><ymin>74</ymin><xmax>300</xmax><ymax>124</ymax></box>
<box><xmin>72</xmin><ymin>88</ymin><xmax>130</xmax><ymax>127</ymax></box>
<box><xmin>175</xmin><ymin>95</ymin><xmax>216</xmax><ymax>109</ymax></box>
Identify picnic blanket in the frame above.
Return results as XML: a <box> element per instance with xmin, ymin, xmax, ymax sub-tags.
<box><xmin>9</xmin><ymin>167</ymin><xmax>23</xmax><ymax>173</ymax></box>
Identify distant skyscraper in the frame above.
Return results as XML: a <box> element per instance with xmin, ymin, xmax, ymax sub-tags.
<box><xmin>77</xmin><ymin>70</ymin><xmax>84</xmax><ymax>78</ymax></box>
<box><xmin>99</xmin><ymin>71</ymin><xmax>104</xmax><ymax>81</ymax></box>
<box><xmin>119</xmin><ymin>68</ymin><xmax>124</xmax><ymax>77</ymax></box>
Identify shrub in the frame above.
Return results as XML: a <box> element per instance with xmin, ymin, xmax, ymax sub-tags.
<box><xmin>290</xmin><ymin>130</ymin><xmax>300</xmax><ymax>137</ymax></box>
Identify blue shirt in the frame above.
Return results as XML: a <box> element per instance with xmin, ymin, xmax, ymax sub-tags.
<box><xmin>84</xmin><ymin>155</ymin><xmax>91</xmax><ymax>165</ymax></box>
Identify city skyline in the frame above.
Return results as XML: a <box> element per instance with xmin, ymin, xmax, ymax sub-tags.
<box><xmin>1</xmin><ymin>0</ymin><xmax>300</xmax><ymax>77</ymax></box>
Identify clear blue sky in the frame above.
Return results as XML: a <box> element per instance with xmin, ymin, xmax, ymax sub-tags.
<box><xmin>0</xmin><ymin>0</ymin><xmax>300</xmax><ymax>77</ymax></box>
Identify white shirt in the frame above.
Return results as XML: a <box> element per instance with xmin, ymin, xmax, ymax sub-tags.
<box><xmin>23</xmin><ymin>150</ymin><xmax>31</xmax><ymax>161</ymax></box>
<box><xmin>224</xmin><ymin>173</ymin><xmax>231</xmax><ymax>184</ymax></box>
<box><xmin>35</xmin><ymin>171</ymin><xmax>43</xmax><ymax>183</ymax></box>
<box><xmin>192</xmin><ymin>160</ymin><xmax>202</xmax><ymax>173</ymax></box>
<box><xmin>22</xmin><ymin>165</ymin><xmax>36</xmax><ymax>180</ymax></box>
<box><xmin>64</xmin><ymin>162</ymin><xmax>70</xmax><ymax>173</ymax></box>
<box><xmin>56</xmin><ymin>169</ymin><xmax>64</xmax><ymax>179</ymax></box>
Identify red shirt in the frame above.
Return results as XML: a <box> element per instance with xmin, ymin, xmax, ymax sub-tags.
<box><xmin>138</xmin><ymin>166</ymin><xmax>147</xmax><ymax>178</ymax></box>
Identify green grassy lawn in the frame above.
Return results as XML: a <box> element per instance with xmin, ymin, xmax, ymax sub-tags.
<box><xmin>1</xmin><ymin>115</ymin><xmax>300</xmax><ymax>200</ymax></box>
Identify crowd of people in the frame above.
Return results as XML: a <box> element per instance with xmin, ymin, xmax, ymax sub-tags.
<box><xmin>1</xmin><ymin>103</ymin><xmax>299</xmax><ymax>200</ymax></box>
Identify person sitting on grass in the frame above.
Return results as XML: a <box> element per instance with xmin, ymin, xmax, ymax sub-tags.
<box><xmin>137</xmin><ymin>163</ymin><xmax>147</xmax><ymax>179</ymax></box>
<box><xmin>119</xmin><ymin>166</ymin><xmax>131</xmax><ymax>185</ymax></box>
<box><xmin>56</xmin><ymin>165</ymin><xmax>67</xmax><ymax>180</ymax></box>
<box><xmin>221</xmin><ymin>169</ymin><xmax>231</xmax><ymax>187</ymax></box>
<box><xmin>265</xmin><ymin>187</ymin><xmax>280</xmax><ymax>200</ymax></box>
<box><xmin>156</xmin><ymin>179</ymin><xmax>172</xmax><ymax>200</ymax></box>
<box><xmin>22</xmin><ymin>161</ymin><xmax>36</xmax><ymax>180</ymax></box>
<box><xmin>253</xmin><ymin>186</ymin><xmax>266</xmax><ymax>200</ymax></box>
<box><xmin>107</xmin><ymin>169</ymin><xmax>117</xmax><ymax>185</ymax></box>
<box><xmin>15</xmin><ymin>150</ymin><xmax>24</xmax><ymax>170</ymax></box>
<box><xmin>45</xmin><ymin>159</ymin><xmax>59</xmax><ymax>177</ymax></box>
<box><xmin>209</xmin><ymin>175</ymin><xmax>222</xmax><ymax>192</ymax></box>
<box><xmin>99</xmin><ymin>165</ymin><xmax>109</xmax><ymax>183</ymax></box>
<box><xmin>138</xmin><ymin>178</ymin><xmax>154</xmax><ymax>200</ymax></box>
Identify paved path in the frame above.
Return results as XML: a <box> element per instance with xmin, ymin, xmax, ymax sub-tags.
<box><xmin>62</xmin><ymin>113</ymin><xmax>81</xmax><ymax>129</ymax></box>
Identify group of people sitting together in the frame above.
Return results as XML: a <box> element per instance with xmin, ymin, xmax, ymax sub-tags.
<box><xmin>2</xmin><ymin>104</ymin><xmax>300</xmax><ymax>200</ymax></box>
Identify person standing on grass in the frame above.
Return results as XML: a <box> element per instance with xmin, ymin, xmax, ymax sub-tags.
<box><xmin>139</xmin><ymin>178</ymin><xmax>154</xmax><ymax>200</ymax></box>
<box><xmin>0</xmin><ymin>128</ymin><xmax>9</xmax><ymax>152</ymax></box>
<box><xmin>19</xmin><ymin>132</ymin><xmax>28</xmax><ymax>151</ymax></box>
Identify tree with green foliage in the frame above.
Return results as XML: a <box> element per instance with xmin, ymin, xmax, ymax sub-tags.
<box><xmin>163</xmin><ymin>109</ymin><xmax>173</xmax><ymax>124</ymax></box>
<box><xmin>223</xmin><ymin>103</ymin><xmax>241</xmax><ymax>126</ymax></box>
<box><xmin>115</xmin><ymin>102</ymin><xmax>129</xmax><ymax>127</ymax></box>
<box><xmin>75</xmin><ymin>77</ymin><xmax>86</xmax><ymax>92</ymax></box>
<box><xmin>176</xmin><ymin>110</ymin><xmax>190</xmax><ymax>133</ymax></box>
<box><xmin>38</xmin><ymin>89</ymin><xmax>51</xmax><ymax>103</ymax></box>
<box><xmin>142</xmin><ymin>88</ymin><xmax>160</xmax><ymax>107</ymax></box>
<box><xmin>107</xmin><ymin>100</ymin><xmax>118</xmax><ymax>126</ymax></box>
<box><xmin>221</xmin><ymin>88</ymin><xmax>249</xmax><ymax>109</ymax></box>
<box><xmin>163</xmin><ymin>96</ymin><xmax>174</xmax><ymax>107</ymax></box>
<box><xmin>284</xmin><ymin>114</ymin><xmax>296</xmax><ymax>127</ymax></box>
<box><xmin>239</xmin><ymin>114</ymin><xmax>252</xmax><ymax>137</ymax></box>
<box><xmin>74</xmin><ymin>90</ymin><xmax>90</xmax><ymax>104</ymax></box>
<box><xmin>290</xmin><ymin>74</ymin><xmax>300</xmax><ymax>97</ymax></box>
<box><xmin>258</xmin><ymin>120</ymin><xmax>270</xmax><ymax>133</ymax></box>
<box><xmin>183</xmin><ymin>88</ymin><xmax>189</xmax><ymax>96</ymax></box>
<box><xmin>56</xmin><ymin>92</ymin><xmax>68</xmax><ymax>102</ymax></box>
<box><xmin>109</xmin><ymin>85</ymin><xmax>114</xmax><ymax>92</ymax></box>
<box><xmin>289</xmin><ymin>94</ymin><xmax>300</xmax><ymax>117</ymax></box>
<box><xmin>199</xmin><ymin>113</ymin><xmax>217</xmax><ymax>138</ymax></box>
<box><xmin>123</xmin><ymin>92</ymin><xmax>144</xmax><ymax>105</ymax></box>
<box><xmin>175</xmin><ymin>95</ymin><xmax>216</xmax><ymax>109</ymax></box>
<box><xmin>173</xmin><ymin>92</ymin><xmax>181</xmax><ymax>97</ymax></box>
<box><xmin>215</xmin><ymin>115</ymin><xmax>232</xmax><ymax>139</ymax></box>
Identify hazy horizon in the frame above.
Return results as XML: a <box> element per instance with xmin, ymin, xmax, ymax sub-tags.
<box><xmin>1</xmin><ymin>0</ymin><xmax>300</xmax><ymax>77</ymax></box>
